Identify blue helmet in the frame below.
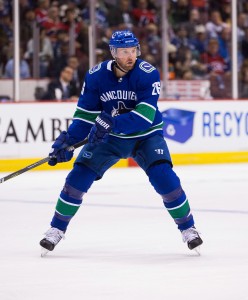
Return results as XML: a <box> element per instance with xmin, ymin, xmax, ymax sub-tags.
<box><xmin>109</xmin><ymin>30</ymin><xmax>141</xmax><ymax>57</ymax></box>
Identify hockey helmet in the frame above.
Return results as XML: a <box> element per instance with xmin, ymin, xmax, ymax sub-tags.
<box><xmin>109</xmin><ymin>30</ymin><xmax>141</xmax><ymax>57</ymax></box>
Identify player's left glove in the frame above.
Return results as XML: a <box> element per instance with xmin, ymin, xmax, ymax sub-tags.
<box><xmin>88</xmin><ymin>112</ymin><xmax>115</xmax><ymax>145</ymax></box>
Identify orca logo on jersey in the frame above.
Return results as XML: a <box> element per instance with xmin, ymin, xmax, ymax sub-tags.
<box><xmin>111</xmin><ymin>101</ymin><xmax>133</xmax><ymax>116</ymax></box>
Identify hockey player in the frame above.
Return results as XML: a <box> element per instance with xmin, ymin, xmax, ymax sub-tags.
<box><xmin>40</xmin><ymin>30</ymin><xmax>203</xmax><ymax>256</ymax></box>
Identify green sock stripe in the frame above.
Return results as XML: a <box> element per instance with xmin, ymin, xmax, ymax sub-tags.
<box><xmin>167</xmin><ymin>199</ymin><xmax>190</xmax><ymax>219</ymax></box>
<box><xmin>56</xmin><ymin>198</ymin><xmax>81</xmax><ymax>216</ymax></box>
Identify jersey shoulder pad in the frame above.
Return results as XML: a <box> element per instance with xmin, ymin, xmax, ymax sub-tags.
<box><xmin>89</xmin><ymin>62</ymin><xmax>102</xmax><ymax>74</ymax></box>
<box><xmin>87</xmin><ymin>61</ymin><xmax>110</xmax><ymax>77</ymax></box>
<box><xmin>135</xmin><ymin>59</ymin><xmax>160</xmax><ymax>85</ymax></box>
<box><xmin>138</xmin><ymin>60</ymin><xmax>156</xmax><ymax>73</ymax></box>
<box><xmin>85</xmin><ymin>61</ymin><xmax>110</xmax><ymax>91</ymax></box>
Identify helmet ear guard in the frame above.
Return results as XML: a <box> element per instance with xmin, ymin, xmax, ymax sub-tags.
<box><xmin>109</xmin><ymin>30</ymin><xmax>141</xmax><ymax>58</ymax></box>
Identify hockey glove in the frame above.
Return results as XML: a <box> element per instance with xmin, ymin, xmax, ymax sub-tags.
<box><xmin>88</xmin><ymin>112</ymin><xmax>115</xmax><ymax>145</ymax></box>
<box><xmin>48</xmin><ymin>131</ymin><xmax>76</xmax><ymax>166</ymax></box>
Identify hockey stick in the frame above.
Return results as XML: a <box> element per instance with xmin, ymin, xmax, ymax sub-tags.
<box><xmin>0</xmin><ymin>138</ymin><xmax>88</xmax><ymax>184</ymax></box>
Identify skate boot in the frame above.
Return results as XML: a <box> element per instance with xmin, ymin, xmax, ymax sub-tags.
<box><xmin>181</xmin><ymin>226</ymin><xmax>203</xmax><ymax>252</ymax></box>
<box><xmin>40</xmin><ymin>227</ymin><xmax>65</xmax><ymax>257</ymax></box>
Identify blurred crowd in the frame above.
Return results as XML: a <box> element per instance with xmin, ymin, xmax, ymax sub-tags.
<box><xmin>0</xmin><ymin>0</ymin><xmax>248</xmax><ymax>99</ymax></box>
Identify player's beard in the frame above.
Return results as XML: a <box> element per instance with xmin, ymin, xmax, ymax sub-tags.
<box><xmin>116</xmin><ymin>57</ymin><xmax>136</xmax><ymax>72</ymax></box>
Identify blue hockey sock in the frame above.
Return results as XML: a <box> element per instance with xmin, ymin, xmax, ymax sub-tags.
<box><xmin>147</xmin><ymin>163</ymin><xmax>194</xmax><ymax>230</ymax></box>
<box><xmin>51</xmin><ymin>164</ymin><xmax>97</xmax><ymax>231</ymax></box>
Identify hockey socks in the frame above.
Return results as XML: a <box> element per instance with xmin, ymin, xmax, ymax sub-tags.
<box><xmin>51</xmin><ymin>164</ymin><xmax>97</xmax><ymax>231</ymax></box>
<box><xmin>147</xmin><ymin>163</ymin><xmax>194</xmax><ymax>230</ymax></box>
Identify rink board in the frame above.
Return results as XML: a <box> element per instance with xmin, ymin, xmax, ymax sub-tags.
<box><xmin>0</xmin><ymin>100</ymin><xmax>248</xmax><ymax>171</ymax></box>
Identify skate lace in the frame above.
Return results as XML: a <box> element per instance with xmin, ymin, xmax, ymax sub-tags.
<box><xmin>44</xmin><ymin>228</ymin><xmax>65</xmax><ymax>244</ymax></box>
<box><xmin>182</xmin><ymin>227</ymin><xmax>200</xmax><ymax>243</ymax></box>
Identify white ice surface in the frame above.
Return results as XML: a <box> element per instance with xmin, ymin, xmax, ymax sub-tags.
<box><xmin>0</xmin><ymin>164</ymin><xmax>248</xmax><ymax>300</ymax></box>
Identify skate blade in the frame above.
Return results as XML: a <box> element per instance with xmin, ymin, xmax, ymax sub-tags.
<box><xmin>193</xmin><ymin>246</ymin><xmax>201</xmax><ymax>256</ymax></box>
<box><xmin>41</xmin><ymin>247</ymin><xmax>49</xmax><ymax>257</ymax></box>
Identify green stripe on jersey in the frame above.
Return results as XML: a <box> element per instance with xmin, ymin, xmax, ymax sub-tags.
<box><xmin>56</xmin><ymin>198</ymin><xmax>81</xmax><ymax>216</ymax></box>
<box><xmin>73</xmin><ymin>107</ymin><xmax>99</xmax><ymax>124</ymax></box>
<box><xmin>167</xmin><ymin>199</ymin><xmax>190</xmax><ymax>219</ymax></box>
<box><xmin>110</xmin><ymin>122</ymin><xmax>163</xmax><ymax>139</ymax></box>
<box><xmin>134</xmin><ymin>103</ymin><xmax>156</xmax><ymax>122</ymax></box>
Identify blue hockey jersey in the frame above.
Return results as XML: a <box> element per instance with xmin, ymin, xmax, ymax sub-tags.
<box><xmin>68</xmin><ymin>58</ymin><xmax>163</xmax><ymax>141</ymax></box>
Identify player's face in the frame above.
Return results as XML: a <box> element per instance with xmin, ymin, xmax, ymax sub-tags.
<box><xmin>115</xmin><ymin>47</ymin><xmax>137</xmax><ymax>71</ymax></box>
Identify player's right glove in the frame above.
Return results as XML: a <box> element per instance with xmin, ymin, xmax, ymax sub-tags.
<box><xmin>48</xmin><ymin>131</ymin><xmax>76</xmax><ymax>166</ymax></box>
<box><xmin>88</xmin><ymin>112</ymin><xmax>115</xmax><ymax>145</ymax></box>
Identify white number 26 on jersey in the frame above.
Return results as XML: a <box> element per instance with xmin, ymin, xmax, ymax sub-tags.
<box><xmin>152</xmin><ymin>82</ymin><xmax>161</xmax><ymax>95</ymax></box>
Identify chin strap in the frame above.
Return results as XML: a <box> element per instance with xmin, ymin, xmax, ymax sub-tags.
<box><xmin>113</xmin><ymin>61</ymin><xmax>128</xmax><ymax>74</ymax></box>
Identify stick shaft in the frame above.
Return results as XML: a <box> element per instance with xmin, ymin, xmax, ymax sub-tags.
<box><xmin>0</xmin><ymin>139</ymin><xmax>88</xmax><ymax>184</ymax></box>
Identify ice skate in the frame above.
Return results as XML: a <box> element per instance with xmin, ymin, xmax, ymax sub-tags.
<box><xmin>40</xmin><ymin>227</ymin><xmax>65</xmax><ymax>257</ymax></box>
<box><xmin>181</xmin><ymin>226</ymin><xmax>203</xmax><ymax>254</ymax></box>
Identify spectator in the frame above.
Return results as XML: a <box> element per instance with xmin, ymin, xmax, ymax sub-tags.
<box><xmin>35</xmin><ymin>0</ymin><xmax>50</xmax><ymax>25</ymax></box>
<box><xmin>0</xmin><ymin>13</ymin><xmax>11</xmax><ymax>73</ymax></box>
<box><xmin>139</xmin><ymin>41</ymin><xmax>150</xmax><ymax>60</ymax></box>
<box><xmin>237</xmin><ymin>13</ymin><xmax>248</xmax><ymax>42</ymax></box>
<box><xmin>132</xmin><ymin>0</ymin><xmax>158</xmax><ymax>28</ymax></box>
<box><xmin>205</xmin><ymin>10</ymin><xmax>228</xmax><ymax>39</ymax></box>
<box><xmin>200</xmin><ymin>38</ymin><xmax>231</xmax><ymax>98</ymax></box>
<box><xmin>75</xmin><ymin>21</ymin><xmax>89</xmax><ymax>57</ymax></box>
<box><xmin>241</xmin><ymin>1</ymin><xmax>248</xmax><ymax>14</ymax></box>
<box><xmin>190</xmin><ymin>0</ymin><xmax>208</xmax><ymax>23</ymax></box>
<box><xmin>183</xmin><ymin>8</ymin><xmax>201</xmax><ymax>39</ymax></box>
<box><xmin>219</xmin><ymin>0</ymin><xmax>231</xmax><ymax>24</ymax></box>
<box><xmin>42</xmin><ymin>5</ymin><xmax>66</xmax><ymax>43</ymax></box>
<box><xmin>189</xmin><ymin>24</ymin><xmax>208</xmax><ymax>55</ymax></box>
<box><xmin>62</xmin><ymin>7</ymin><xmax>83</xmax><ymax>37</ymax></box>
<box><xmin>59</xmin><ymin>1</ymin><xmax>81</xmax><ymax>21</ymax></box>
<box><xmin>20</xmin><ymin>8</ymin><xmax>36</xmax><ymax>51</ymax></box>
<box><xmin>175</xmin><ymin>46</ymin><xmax>205</xmax><ymax>79</ymax></box>
<box><xmin>190</xmin><ymin>0</ymin><xmax>208</xmax><ymax>10</ymax></box>
<box><xmin>19</xmin><ymin>0</ymin><xmax>32</xmax><ymax>18</ymax></box>
<box><xmin>239</xmin><ymin>59</ymin><xmax>248</xmax><ymax>99</ymax></box>
<box><xmin>107</xmin><ymin>0</ymin><xmax>134</xmax><ymax>31</ymax></box>
<box><xmin>145</xmin><ymin>23</ymin><xmax>161</xmax><ymax>65</ymax></box>
<box><xmin>201</xmin><ymin>38</ymin><xmax>229</xmax><ymax>75</ymax></box>
<box><xmin>95</xmin><ymin>48</ymin><xmax>105</xmax><ymax>64</ymax></box>
<box><xmin>67</xmin><ymin>55</ymin><xmax>85</xmax><ymax>94</ymax></box>
<box><xmin>49</xmin><ymin>40</ymin><xmax>70</xmax><ymax>78</ymax></box>
<box><xmin>24</xmin><ymin>27</ymin><xmax>54</xmax><ymax>78</ymax></box>
<box><xmin>0</xmin><ymin>0</ymin><xmax>11</xmax><ymax>18</ymax></box>
<box><xmin>170</xmin><ymin>0</ymin><xmax>190</xmax><ymax>27</ymax></box>
<box><xmin>52</xmin><ymin>29</ymin><xmax>69</xmax><ymax>59</ymax></box>
<box><xmin>217</xmin><ymin>26</ymin><xmax>231</xmax><ymax>62</ymax></box>
<box><xmin>81</xmin><ymin>1</ymin><xmax>109</xmax><ymax>29</ymax></box>
<box><xmin>0</xmin><ymin>12</ymin><xmax>13</xmax><ymax>41</ymax></box>
<box><xmin>96</xmin><ymin>27</ymin><xmax>113</xmax><ymax>61</ymax></box>
<box><xmin>171</xmin><ymin>25</ymin><xmax>191</xmax><ymax>49</ymax></box>
<box><xmin>4</xmin><ymin>48</ymin><xmax>31</xmax><ymax>79</ymax></box>
<box><xmin>42</xmin><ymin>66</ymin><xmax>78</xmax><ymax>101</ymax></box>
